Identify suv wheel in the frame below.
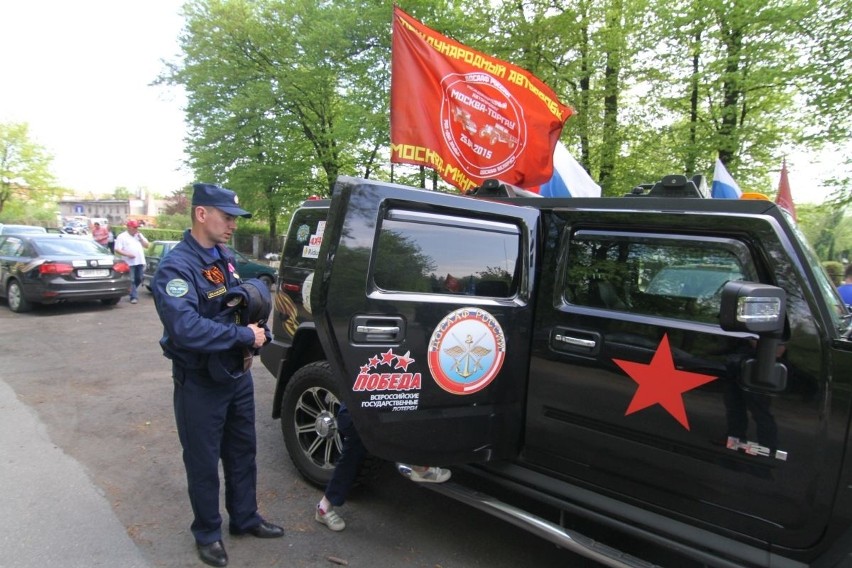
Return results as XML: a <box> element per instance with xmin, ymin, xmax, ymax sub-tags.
<box><xmin>280</xmin><ymin>360</ymin><xmax>381</xmax><ymax>488</ymax></box>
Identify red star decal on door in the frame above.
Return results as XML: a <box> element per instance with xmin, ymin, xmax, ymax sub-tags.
<box><xmin>613</xmin><ymin>334</ymin><xmax>719</xmax><ymax>430</ymax></box>
<box><xmin>380</xmin><ymin>349</ymin><xmax>397</xmax><ymax>365</ymax></box>
<box><xmin>394</xmin><ymin>351</ymin><xmax>415</xmax><ymax>371</ymax></box>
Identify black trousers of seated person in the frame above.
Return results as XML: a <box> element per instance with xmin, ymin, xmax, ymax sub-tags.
<box><xmin>325</xmin><ymin>405</ymin><xmax>367</xmax><ymax>507</ymax></box>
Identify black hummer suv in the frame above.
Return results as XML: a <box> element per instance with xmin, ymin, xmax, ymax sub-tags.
<box><xmin>261</xmin><ymin>175</ymin><xmax>852</xmax><ymax>567</ymax></box>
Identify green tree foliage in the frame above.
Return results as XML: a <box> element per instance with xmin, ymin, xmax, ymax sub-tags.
<box><xmin>629</xmin><ymin>0</ymin><xmax>816</xmax><ymax>193</ymax></box>
<box><xmin>164</xmin><ymin>0</ymin><xmax>396</xmax><ymax>238</ymax></box>
<box><xmin>797</xmin><ymin>202</ymin><xmax>852</xmax><ymax>262</ymax></box>
<box><xmin>0</xmin><ymin>122</ymin><xmax>57</xmax><ymax>214</ymax></box>
<box><xmin>800</xmin><ymin>0</ymin><xmax>852</xmax><ymax>204</ymax></box>
<box><xmin>801</xmin><ymin>0</ymin><xmax>852</xmax><ymax>144</ymax></box>
<box><xmin>166</xmin><ymin>0</ymin><xmax>851</xmax><ymax>230</ymax></box>
<box><xmin>823</xmin><ymin>260</ymin><xmax>843</xmax><ymax>285</ymax></box>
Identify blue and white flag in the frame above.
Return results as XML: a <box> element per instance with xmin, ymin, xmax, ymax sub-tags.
<box><xmin>536</xmin><ymin>142</ymin><xmax>601</xmax><ymax>198</ymax></box>
<box><xmin>711</xmin><ymin>158</ymin><xmax>742</xmax><ymax>199</ymax></box>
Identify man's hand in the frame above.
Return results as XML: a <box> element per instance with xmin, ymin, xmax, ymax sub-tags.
<box><xmin>247</xmin><ymin>323</ymin><xmax>266</xmax><ymax>349</ymax></box>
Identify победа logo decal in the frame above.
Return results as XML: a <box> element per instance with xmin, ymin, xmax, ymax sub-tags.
<box><xmin>353</xmin><ymin>348</ymin><xmax>421</xmax><ymax>412</ymax></box>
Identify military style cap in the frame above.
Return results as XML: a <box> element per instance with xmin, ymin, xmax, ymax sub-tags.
<box><xmin>192</xmin><ymin>183</ymin><xmax>252</xmax><ymax>218</ymax></box>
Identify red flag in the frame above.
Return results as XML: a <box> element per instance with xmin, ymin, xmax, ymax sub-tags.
<box><xmin>776</xmin><ymin>159</ymin><xmax>797</xmax><ymax>221</ymax></box>
<box><xmin>390</xmin><ymin>6</ymin><xmax>573</xmax><ymax>193</ymax></box>
<box><xmin>444</xmin><ymin>273</ymin><xmax>461</xmax><ymax>293</ymax></box>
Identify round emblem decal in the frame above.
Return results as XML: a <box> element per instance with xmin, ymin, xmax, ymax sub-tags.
<box><xmin>301</xmin><ymin>272</ymin><xmax>314</xmax><ymax>315</ymax></box>
<box><xmin>166</xmin><ymin>278</ymin><xmax>189</xmax><ymax>297</ymax></box>
<box><xmin>427</xmin><ymin>307</ymin><xmax>506</xmax><ymax>395</ymax></box>
<box><xmin>439</xmin><ymin>73</ymin><xmax>526</xmax><ymax>180</ymax></box>
<box><xmin>296</xmin><ymin>224</ymin><xmax>310</xmax><ymax>243</ymax></box>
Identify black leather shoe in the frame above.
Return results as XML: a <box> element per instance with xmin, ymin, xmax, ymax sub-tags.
<box><xmin>197</xmin><ymin>540</ymin><xmax>228</xmax><ymax>567</ymax></box>
<box><xmin>230</xmin><ymin>520</ymin><xmax>285</xmax><ymax>538</ymax></box>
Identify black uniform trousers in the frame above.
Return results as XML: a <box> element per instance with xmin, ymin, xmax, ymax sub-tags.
<box><xmin>173</xmin><ymin>366</ymin><xmax>262</xmax><ymax>545</ymax></box>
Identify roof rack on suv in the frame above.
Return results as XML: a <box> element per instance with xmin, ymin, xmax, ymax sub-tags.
<box><xmin>467</xmin><ymin>174</ymin><xmax>710</xmax><ymax>199</ymax></box>
<box><xmin>628</xmin><ymin>174</ymin><xmax>709</xmax><ymax>198</ymax></box>
<box><xmin>465</xmin><ymin>179</ymin><xmax>543</xmax><ymax>198</ymax></box>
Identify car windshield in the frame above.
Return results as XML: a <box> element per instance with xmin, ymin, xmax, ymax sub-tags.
<box><xmin>786</xmin><ymin>216</ymin><xmax>850</xmax><ymax>334</ymax></box>
<box><xmin>645</xmin><ymin>265</ymin><xmax>742</xmax><ymax>298</ymax></box>
<box><xmin>33</xmin><ymin>238</ymin><xmax>110</xmax><ymax>256</ymax></box>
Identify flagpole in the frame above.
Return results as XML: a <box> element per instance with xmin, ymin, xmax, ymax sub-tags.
<box><xmin>775</xmin><ymin>157</ymin><xmax>797</xmax><ymax>221</ymax></box>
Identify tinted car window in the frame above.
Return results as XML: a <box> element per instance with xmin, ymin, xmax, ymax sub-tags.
<box><xmin>0</xmin><ymin>237</ymin><xmax>25</xmax><ymax>256</ymax></box>
<box><xmin>564</xmin><ymin>231</ymin><xmax>754</xmax><ymax>323</ymax></box>
<box><xmin>372</xmin><ymin>209</ymin><xmax>518</xmax><ymax>297</ymax></box>
<box><xmin>149</xmin><ymin>242</ymin><xmax>167</xmax><ymax>259</ymax></box>
<box><xmin>283</xmin><ymin>209</ymin><xmax>327</xmax><ymax>270</ymax></box>
<box><xmin>32</xmin><ymin>238</ymin><xmax>110</xmax><ymax>256</ymax></box>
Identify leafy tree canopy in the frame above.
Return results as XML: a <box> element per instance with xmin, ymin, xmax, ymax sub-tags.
<box><xmin>0</xmin><ymin>122</ymin><xmax>58</xmax><ymax>214</ymax></box>
<box><xmin>164</xmin><ymin>0</ymin><xmax>852</xmax><ymax>238</ymax></box>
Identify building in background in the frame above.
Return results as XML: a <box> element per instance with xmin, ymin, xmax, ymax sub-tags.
<box><xmin>58</xmin><ymin>190</ymin><xmax>164</xmax><ymax>227</ymax></box>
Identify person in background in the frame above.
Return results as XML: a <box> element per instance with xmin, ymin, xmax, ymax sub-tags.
<box><xmin>315</xmin><ymin>403</ymin><xmax>451</xmax><ymax>532</ymax></box>
<box><xmin>838</xmin><ymin>264</ymin><xmax>852</xmax><ymax>306</ymax></box>
<box><xmin>107</xmin><ymin>228</ymin><xmax>116</xmax><ymax>253</ymax></box>
<box><xmin>91</xmin><ymin>221</ymin><xmax>109</xmax><ymax>249</ymax></box>
<box><xmin>114</xmin><ymin>220</ymin><xmax>149</xmax><ymax>304</ymax></box>
<box><xmin>152</xmin><ymin>183</ymin><xmax>284</xmax><ymax>568</ymax></box>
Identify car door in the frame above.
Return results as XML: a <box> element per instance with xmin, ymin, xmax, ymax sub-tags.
<box><xmin>0</xmin><ymin>236</ymin><xmax>26</xmax><ymax>296</ymax></box>
<box><xmin>312</xmin><ymin>176</ymin><xmax>540</xmax><ymax>466</ymax></box>
<box><xmin>524</xmin><ymin>208</ymin><xmax>842</xmax><ymax>550</ymax></box>
<box><xmin>144</xmin><ymin>241</ymin><xmax>176</xmax><ymax>287</ymax></box>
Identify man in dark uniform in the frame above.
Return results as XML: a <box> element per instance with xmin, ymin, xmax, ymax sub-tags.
<box><xmin>152</xmin><ymin>183</ymin><xmax>284</xmax><ymax>567</ymax></box>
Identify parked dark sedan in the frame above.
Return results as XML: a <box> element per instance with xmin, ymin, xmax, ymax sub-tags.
<box><xmin>142</xmin><ymin>240</ymin><xmax>277</xmax><ymax>292</ymax></box>
<box><xmin>0</xmin><ymin>234</ymin><xmax>131</xmax><ymax>312</ymax></box>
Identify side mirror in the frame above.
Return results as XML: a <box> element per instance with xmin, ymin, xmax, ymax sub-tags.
<box><xmin>720</xmin><ymin>281</ymin><xmax>785</xmax><ymax>334</ymax></box>
<box><xmin>720</xmin><ymin>281</ymin><xmax>787</xmax><ymax>392</ymax></box>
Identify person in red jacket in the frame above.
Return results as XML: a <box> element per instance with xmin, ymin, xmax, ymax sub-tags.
<box><xmin>91</xmin><ymin>221</ymin><xmax>109</xmax><ymax>249</ymax></box>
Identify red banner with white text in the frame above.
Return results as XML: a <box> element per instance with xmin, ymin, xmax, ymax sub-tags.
<box><xmin>390</xmin><ymin>6</ymin><xmax>573</xmax><ymax>192</ymax></box>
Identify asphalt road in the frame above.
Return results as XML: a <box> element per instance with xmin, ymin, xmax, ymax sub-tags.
<box><xmin>0</xmin><ymin>293</ymin><xmax>598</xmax><ymax>568</ymax></box>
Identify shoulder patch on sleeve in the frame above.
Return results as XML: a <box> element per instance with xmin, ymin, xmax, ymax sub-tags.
<box><xmin>166</xmin><ymin>279</ymin><xmax>190</xmax><ymax>297</ymax></box>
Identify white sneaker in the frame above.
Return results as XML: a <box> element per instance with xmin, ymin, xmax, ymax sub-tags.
<box><xmin>315</xmin><ymin>507</ymin><xmax>345</xmax><ymax>531</ymax></box>
<box><xmin>397</xmin><ymin>464</ymin><xmax>452</xmax><ymax>483</ymax></box>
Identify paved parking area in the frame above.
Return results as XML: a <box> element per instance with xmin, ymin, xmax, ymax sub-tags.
<box><xmin>0</xmin><ymin>293</ymin><xmax>588</xmax><ymax>567</ymax></box>
<box><xmin>0</xmin><ymin>379</ymin><xmax>150</xmax><ymax>567</ymax></box>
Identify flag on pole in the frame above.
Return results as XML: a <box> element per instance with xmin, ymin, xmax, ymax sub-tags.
<box><xmin>532</xmin><ymin>142</ymin><xmax>601</xmax><ymax>197</ymax></box>
<box><xmin>711</xmin><ymin>158</ymin><xmax>742</xmax><ymax>199</ymax></box>
<box><xmin>775</xmin><ymin>159</ymin><xmax>797</xmax><ymax>221</ymax></box>
<box><xmin>390</xmin><ymin>6</ymin><xmax>573</xmax><ymax>193</ymax></box>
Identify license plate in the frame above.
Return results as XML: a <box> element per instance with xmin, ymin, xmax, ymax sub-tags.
<box><xmin>77</xmin><ymin>269</ymin><xmax>110</xmax><ymax>278</ymax></box>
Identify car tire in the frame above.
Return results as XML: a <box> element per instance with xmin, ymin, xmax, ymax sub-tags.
<box><xmin>7</xmin><ymin>280</ymin><xmax>33</xmax><ymax>313</ymax></box>
<box><xmin>258</xmin><ymin>274</ymin><xmax>274</xmax><ymax>289</ymax></box>
<box><xmin>101</xmin><ymin>297</ymin><xmax>121</xmax><ymax>306</ymax></box>
<box><xmin>280</xmin><ymin>360</ymin><xmax>382</xmax><ymax>488</ymax></box>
